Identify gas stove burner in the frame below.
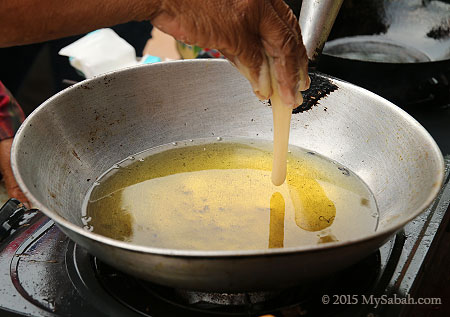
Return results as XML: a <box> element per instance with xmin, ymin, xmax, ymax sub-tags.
<box><xmin>66</xmin><ymin>242</ymin><xmax>382</xmax><ymax>316</ymax></box>
<box><xmin>175</xmin><ymin>289</ymin><xmax>279</xmax><ymax>306</ymax></box>
<box><xmin>323</xmin><ymin>36</ymin><xmax>432</xmax><ymax>63</ymax></box>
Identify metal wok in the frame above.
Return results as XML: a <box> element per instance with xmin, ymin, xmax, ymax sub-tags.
<box><xmin>317</xmin><ymin>0</ymin><xmax>450</xmax><ymax>106</ymax></box>
<box><xmin>11</xmin><ymin>59</ymin><xmax>444</xmax><ymax>292</ymax></box>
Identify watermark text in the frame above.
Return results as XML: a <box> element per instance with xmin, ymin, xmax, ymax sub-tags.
<box><xmin>321</xmin><ymin>294</ymin><xmax>441</xmax><ymax>308</ymax></box>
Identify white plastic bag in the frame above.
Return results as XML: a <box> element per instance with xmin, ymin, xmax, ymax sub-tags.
<box><xmin>59</xmin><ymin>28</ymin><xmax>141</xmax><ymax>78</ymax></box>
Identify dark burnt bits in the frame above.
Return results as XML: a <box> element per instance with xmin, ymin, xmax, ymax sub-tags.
<box><xmin>293</xmin><ymin>73</ymin><xmax>338</xmax><ymax>114</ymax></box>
<box><xmin>260</xmin><ymin>73</ymin><xmax>338</xmax><ymax>113</ymax></box>
<box><xmin>427</xmin><ymin>22</ymin><xmax>450</xmax><ymax>40</ymax></box>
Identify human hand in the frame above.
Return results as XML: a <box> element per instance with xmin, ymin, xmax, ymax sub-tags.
<box><xmin>150</xmin><ymin>0</ymin><xmax>310</xmax><ymax>107</ymax></box>
<box><xmin>5</xmin><ymin>181</ymin><xmax>30</xmax><ymax>209</ymax></box>
<box><xmin>0</xmin><ymin>138</ymin><xmax>30</xmax><ymax>208</ymax></box>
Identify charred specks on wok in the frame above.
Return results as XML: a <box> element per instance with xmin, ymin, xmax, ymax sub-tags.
<box><xmin>79</xmin><ymin>84</ymin><xmax>93</xmax><ymax>90</ymax></box>
<box><xmin>293</xmin><ymin>73</ymin><xmax>338</xmax><ymax>114</ymax></box>
<box><xmin>427</xmin><ymin>19</ymin><xmax>450</xmax><ymax>39</ymax></box>
<box><xmin>259</xmin><ymin>100</ymin><xmax>271</xmax><ymax>107</ymax></box>
<box><xmin>260</xmin><ymin>74</ymin><xmax>338</xmax><ymax>113</ymax></box>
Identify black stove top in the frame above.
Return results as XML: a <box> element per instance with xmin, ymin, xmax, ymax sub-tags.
<box><xmin>1</xmin><ymin>159</ymin><xmax>449</xmax><ymax>317</ymax></box>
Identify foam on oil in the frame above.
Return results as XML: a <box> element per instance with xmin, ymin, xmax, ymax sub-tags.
<box><xmin>82</xmin><ymin>137</ymin><xmax>379</xmax><ymax>251</ymax></box>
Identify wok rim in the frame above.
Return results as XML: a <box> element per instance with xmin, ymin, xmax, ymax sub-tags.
<box><xmin>323</xmin><ymin>35</ymin><xmax>437</xmax><ymax>64</ymax></box>
<box><xmin>11</xmin><ymin>59</ymin><xmax>445</xmax><ymax>258</ymax></box>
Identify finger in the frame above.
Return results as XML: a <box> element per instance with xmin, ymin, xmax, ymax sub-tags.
<box><xmin>151</xmin><ymin>12</ymin><xmax>191</xmax><ymax>44</ymax></box>
<box><xmin>270</xmin><ymin>0</ymin><xmax>310</xmax><ymax>91</ymax></box>
<box><xmin>260</xmin><ymin>1</ymin><xmax>309</xmax><ymax>106</ymax></box>
<box><xmin>269</xmin><ymin>0</ymin><xmax>301</xmax><ymax>38</ymax></box>
<box><xmin>300</xmin><ymin>74</ymin><xmax>311</xmax><ymax>91</ymax></box>
<box><xmin>236</xmin><ymin>51</ymin><xmax>272</xmax><ymax>100</ymax></box>
<box><xmin>219</xmin><ymin>50</ymin><xmax>236</xmax><ymax>66</ymax></box>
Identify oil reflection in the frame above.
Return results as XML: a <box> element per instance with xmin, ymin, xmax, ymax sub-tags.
<box><xmin>268</xmin><ymin>174</ymin><xmax>337</xmax><ymax>249</ymax></box>
<box><xmin>87</xmin><ymin>193</ymin><xmax>134</xmax><ymax>241</ymax></box>
<box><xmin>268</xmin><ymin>192</ymin><xmax>285</xmax><ymax>248</ymax></box>
<box><xmin>318</xmin><ymin>233</ymin><xmax>338</xmax><ymax>244</ymax></box>
<box><xmin>288</xmin><ymin>174</ymin><xmax>336</xmax><ymax>232</ymax></box>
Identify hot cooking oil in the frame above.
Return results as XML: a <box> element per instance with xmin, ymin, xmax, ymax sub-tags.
<box><xmin>82</xmin><ymin>137</ymin><xmax>379</xmax><ymax>250</ymax></box>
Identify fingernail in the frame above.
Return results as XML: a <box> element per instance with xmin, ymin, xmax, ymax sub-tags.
<box><xmin>295</xmin><ymin>90</ymin><xmax>303</xmax><ymax>106</ymax></box>
<box><xmin>254</xmin><ymin>90</ymin><xmax>267</xmax><ymax>100</ymax></box>
<box><xmin>258</xmin><ymin>61</ymin><xmax>271</xmax><ymax>99</ymax></box>
<box><xmin>299</xmin><ymin>75</ymin><xmax>311</xmax><ymax>91</ymax></box>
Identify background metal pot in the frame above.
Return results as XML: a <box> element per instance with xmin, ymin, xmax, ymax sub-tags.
<box><xmin>317</xmin><ymin>0</ymin><xmax>450</xmax><ymax>107</ymax></box>
<box><xmin>11</xmin><ymin>60</ymin><xmax>444</xmax><ymax>291</ymax></box>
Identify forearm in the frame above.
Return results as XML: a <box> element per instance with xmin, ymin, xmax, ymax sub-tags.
<box><xmin>0</xmin><ymin>138</ymin><xmax>14</xmax><ymax>184</ymax></box>
<box><xmin>0</xmin><ymin>0</ymin><xmax>160</xmax><ymax>47</ymax></box>
<box><xmin>0</xmin><ymin>137</ymin><xmax>30</xmax><ymax>206</ymax></box>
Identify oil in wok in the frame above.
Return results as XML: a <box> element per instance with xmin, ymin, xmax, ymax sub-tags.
<box><xmin>83</xmin><ymin>137</ymin><xmax>379</xmax><ymax>251</ymax></box>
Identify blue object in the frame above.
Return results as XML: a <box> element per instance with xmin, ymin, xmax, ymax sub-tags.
<box><xmin>87</xmin><ymin>29</ymin><xmax>101</xmax><ymax>36</ymax></box>
<box><xmin>142</xmin><ymin>55</ymin><xmax>162</xmax><ymax>64</ymax></box>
